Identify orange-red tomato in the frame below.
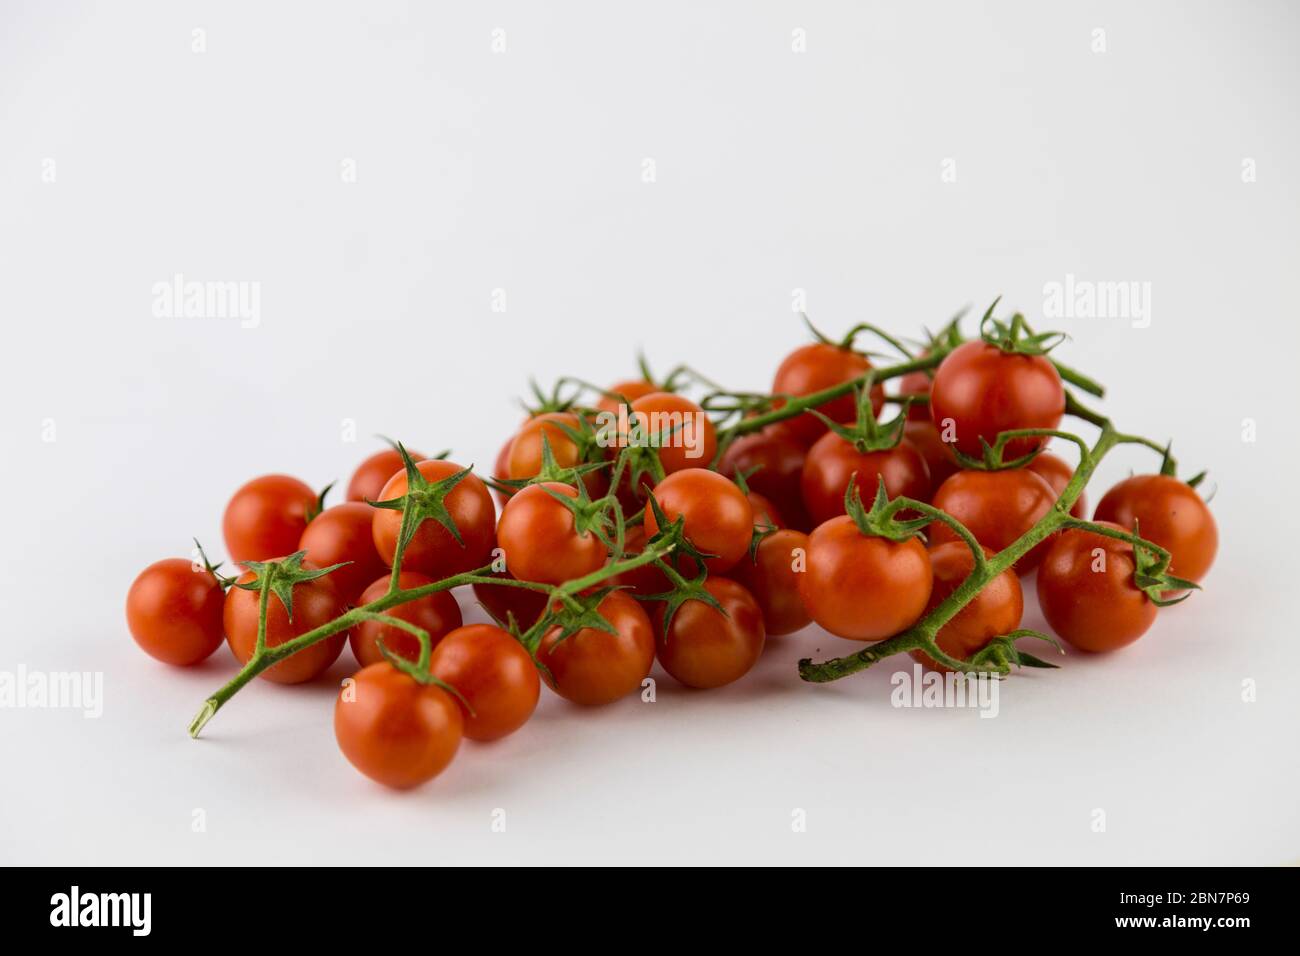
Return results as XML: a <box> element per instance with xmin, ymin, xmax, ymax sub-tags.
<box><xmin>371</xmin><ymin>459</ymin><xmax>496</xmax><ymax>579</ymax></box>
<box><xmin>595</xmin><ymin>379</ymin><xmax>659</xmax><ymax>416</ymax></box>
<box><xmin>537</xmin><ymin>591</ymin><xmax>655</xmax><ymax>705</ymax></box>
<box><xmin>729</xmin><ymin>528</ymin><xmax>811</xmax><ymax>636</ymax></box>
<box><xmin>626</xmin><ymin>392</ymin><xmax>718</xmax><ymax>475</ymax></box>
<box><xmin>607</xmin><ymin>524</ymin><xmax>672</xmax><ymax>598</ymax></box>
<box><xmin>349</xmin><ymin>572</ymin><xmax>463</xmax><ymax>667</ymax></box>
<box><xmin>299</xmin><ymin>502</ymin><xmax>388</xmax><ymax>605</ymax></box>
<box><xmin>429</xmin><ymin>624</ymin><xmax>540</xmax><ymax>741</ymax></box>
<box><xmin>929</xmin><ymin>468</ymin><xmax>1057</xmax><ymax>574</ymax></box>
<box><xmin>771</xmin><ymin>343</ymin><xmax>884</xmax><ymax>446</ymax></box>
<box><xmin>1027</xmin><ymin>452</ymin><xmax>1086</xmax><ymax>519</ymax></box>
<box><xmin>653</xmin><ymin>578</ymin><xmax>765</xmax><ymax>689</ymax></box>
<box><xmin>718</xmin><ymin>428</ymin><xmax>810</xmax><ymax>530</ymax></box>
<box><xmin>897</xmin><ymin>367</ymin><xmax>935</xmax><ymax>422</ymax></box>
<box><xmin>125</xmin><ymin>558</ymin><xmax>226</xmax><ymax>665</ymax></box>
<box><xmin>223</xmin><ymin>568</ymin><xmax>348</xmax><ymax>684</ymax></box>
<box><xmin>643</xmin><ymin>468</ymin><xmax>753</xmax><ymax>574</ymax></box>
<box><xmin>1093</xmin><ymin>474</ymin><xmax>1217</xmax><ymax>584</ymax></box>
<box><xmin>496</xmin><ymin>482</ymin><xmax>608</xmax><ymax>585</ymax></box>
<box><xmin>801</xmin><ymin>434</ymin><xmax>930</xmax><ymax>526</ymax></box>
<box><xmin>903</xmin><ymin>420</ymin><xmax>961</xmax><ymax>497</ymax></box>
<box><xmin>746</xmin><ymin>490</ymin><xmax>784</xmax><ymax>530</ymax></box>
<box><xmin>346</xmin><ymin>448</ymin><xmax>424</xmax><ymax>504</ymax></box>
<box><xmin>222</xmin><ymin>474</ymin><xmax>316</xmax><ymax>566</ymax></box>
<box><xmin>471</xmin><ymin>568</ymin><xmax>550</xmax><ymax>630</ymax></box>
<box><xmin>334</xmin><ymin>662</ymin><xmax>463</xmax><ymax>789</ymax></box>
<box><xmin>909</xmin><ymin>543</ymin><xmax>1023</xmax><ymax>671</ymax></box>
<box><xmin>1037</xmin><ymin>523</ymin><xmax>1157</xmax><ymax>652</ymax></box>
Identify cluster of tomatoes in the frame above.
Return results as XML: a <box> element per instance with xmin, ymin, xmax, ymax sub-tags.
<box><xmin>125</xmin><ymin>313</ymin><xmax>1218</xmax><ymax>790</ymax></box>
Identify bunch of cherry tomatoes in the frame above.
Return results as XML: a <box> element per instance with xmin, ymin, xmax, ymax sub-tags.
<box><xmin>125</xmin><ymin>309</ymin><xmax>1218</xmax><ymax>790</ymax></box>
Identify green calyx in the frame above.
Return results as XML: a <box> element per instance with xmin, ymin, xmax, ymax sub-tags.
<box><xmin>843</xmin><ymin>475</ymin><xmax>929</xmax><ymax>542</ymax></box>
<box><xmin>811</xmin><ymin>381</ymin><xmax>909</xmax><ymax>454</ymax></box>
<box><xmin>965</xmin><ymin>629</ymin><xmax>1063</xmax><ymax>672</ymax></box>
<box><xmin>367</xmin><ymin>443</ymin><xmax>473</xmax><ymax>554</ymax></box>
<box><xmin>977</xmin><ymin>298</ymin><xmax>1066</xmax><ymax>357</ymax></box>
<box><xmin>235</xmin><ymin>550</ymin><xmax>348</xmax><ymax>621</ymax></box>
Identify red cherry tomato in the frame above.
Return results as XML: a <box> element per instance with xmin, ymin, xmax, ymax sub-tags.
<box><xmin>626</xmin><ymin>392</ymin><xmax>718</xmax><ymax>475</ymax></box>
<box><xmin>909</xmin><ymin>544</ymin><xmax>1023</xmax><ymax>671</ymax></box>
<box><xmin>349</xmin><ymin>572</ymin><xmax>463</xmax><ymax>667</ymax></box>
<box><xmin>746</xmin><ymin>490</ymin><xmax>784</xmax><ymax>530</ymax></box>
<box><xmin>496</xmin><ymin>482</ymin><xmax>609</xmax><ymax>585</ymax></box>
<box><xmin>729</xmin><ymin>528</ymin><xmax>811</xmax><ymax>636</ymax></box>
<box><xmin>334</xmin><ymin>662</ymin><xmax>462</xmax><ymax>789</ymax></box>
<box><xmin>929</xmin><ymin>468</ymin><xmax>1057</xmax><ymax>573</ymax></box>
<box><xmin>800</xmin><ymin>434</ymin><xmax>930</xmax><ymax>526</ymax></box>
<box><xmin>1037</xmin><ymin>523</ymin><xmax>1157</xmax><ymax>652</ymax></box>
<box><xmin>903</xmin><ymin>420</ymin><xmax>961</xmax><ymax>496</ymax></box>
<box><xmin>223</xmin><ymin>568</ymin><xmax>348</xmax><ymax>684</ymax></box>
<box><xmin>299</xmin><ymin>502</ymin><xmax>388</xmax><ymax>605</ymax></box>
<box><xmin>222</xmin><ymin>474</ymin><xmax>316</xmax><ymax>566</ymax></box>
<box><xmin>1026</xmin><ymin>452</ymin><xmax>1086</xmax><ymax>519</ymax></box>
<box><xmin>472</xmin><ymin>568</ymin><xmax>550</xmax><ymax>630</ymax></box>
<box><xmin>897</xmin><ymin>367</ymin><xmax>935</xmax><ymax>422</ymax></box>
<box><xmin>491</xmin><ymin>436</ymin><xmax>514</xmax><ymax>507</ymax></box>
<box><xmin>346</xmin><ymin>448</ymin><xmax>424</xmax><ymax>504</ymax></box>
<box><xmin>653</xmin><ymin>578</ymin><xmax>765</xmax><ymax>689</ymax></box>
<box><xmin>799</xmin><ymin>516</ymin><xmax>932</xmax><ymax>640</ymax></box>
<box><xmin>506</xmin><ymin>412</ymin><xmax>606</xmax><ymax>494</ymax></box>
<box><xmin>595</xmin><ymin>379</ymin><xmax>659</xmax><ymax>416</ymax></box>
<box><xmin>643</xmin><ymin>468</ymin><xmax>753</xmax><ymax>574</ymax></box>
<box><xmin>537</xmin><ymin>591</ymin><xmax>655</xmax><ymax>705</ymax></box>
<box><xmin>371</xmin><ymin>459</ymin><xmax>496</xmax><ymax>579</ymax></box>
<box><xmin>928</xmin><ymin>341</ymin><xmax>1064</xmax><ymax>459</ymax></box>
<box><xmin>718</xmin><ymin>429</ymin><xmax>810</xmax><ymax>530</ymax></box>
<box><xmin>771</xmin><ymin>343</ymin><xmax>884</xmax><ymax>446</ymax></box>
<box><xmin>125</xmin><ymin>558</ymin><xmax>226</xmax><ymax>665</ymax></box>
<box><xmin>1093</xmin><ymin>474</ymin><xmax>1217</xmax><ymax>584</ymax></box>
<box><xmin>608</xmin><ymin>524</ymin><xmax>672</xmax><ymax>598</ymax></box>
<box><xmin>428</xmin><ymin>624</ymin><xmax>540</xmax><ymax>741</ymax></box>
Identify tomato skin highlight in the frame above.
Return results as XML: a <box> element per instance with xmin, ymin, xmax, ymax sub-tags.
<box><xmin>126</xmin><ymin>558</ymin><xmax>226</xmax><ymax>665</ymax></box>
<box><xmin>653</xmin><ymin>578</ymin><xmax>765</xmax><ymax>689</ymax></box>
<box><xmin>346</xmin><ymin>448</ymin><xmax>423</xmax><ymax>504</ymax></box>
<box><xmin>643</xmin><ymin>468</ymin><xmax>753</xmax><ymax>574</ymax></box>
<box><xmin>729</xmin><ymin>528</ymin><xmax>812</xmax><ymax>636</ymax></box>
<box><xmin>718</xmin><ymin>429</ymin><xmax>810</xmax><ymax>530</ymax></box>
<box><xmin>771</xmin><ymin>343</ymin><xmax>884</xmax><ymax>447</ymax></box>
<box><xmin>222</xmin><ymin>474</ymin><xmax>316</xmax><ymax>566</ymax></box>
<box><xmin>1037</xmin><ymin>523</ymin><xmax>1157</xmax><ymax>652</ymax></box>
<box><xmin>496</xmin><ymin>482</ymin><xmax>608</xmax><ymax>585</ymax></box>
<box><xmin>909</xmin><ymin>543</ymin><xmax>1023</xmax><ymax>671</ymax></box>
<box><xmin>929</xmin><ymin>468</ymin><xmax>1057</xmax><ymax>574</ymax></box>
<box><xmin>349</xmin><ymin>572</ymin><xmax>463</xmax><ymax>667</ymax></box>
<box><xmin>1027</xmin><ymin>451</ymin><xmax>1086</xmax><ymax>519</ymax></box>
<box><xmin>223</xmin><ymin>569</ymin><xmax>348</xmax><ymax>684</ymax></box>
<box><xmin>371</xmin><ymin>459</ymin><xmax>496</xmax><ymax>579</ymax></box>
<box><xmin>429</xmin><ymin>624</ymin><xmax>540</xmax><ymax>741</ymax></box>
<box><xmin>799</xmin><ymin>516</ymin><xmax>933</xmax><ymax>641</ymax></box>
<box><xmin>928</xmin><ymin>341</ymin><xmax>1064</xmax><ymax>459</ymax></box>
<box><xmin>800</xmin><ymin>434</ymin><xmax>930</xmax><ymax>526</ymax></box>
<box><xmin>1093</xmin><ymin>474</ymin><xmax>1217</xmax><ymax>584</ymax></box>
<box><xmin>299</xmin><ymin>502</ymin><xmax>389</xmax><ymax>605</ymax></box>
<box><xmin>537</xmin><ymin>591</ymin><xmax>656</xmax><ymax>706</ymax></box>
<box><xmin>334</xmin><ymin>662</ymin><xmax>463</xmax><ymax>789</ymax></box>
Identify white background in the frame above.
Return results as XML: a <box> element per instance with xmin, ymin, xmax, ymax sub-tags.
<box><xmin>2</xmin><ymin>0</ymin><xmax>1297</xmax><ymax>865</ymax></box>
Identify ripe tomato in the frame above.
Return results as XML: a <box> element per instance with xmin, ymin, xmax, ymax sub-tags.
<box><xmin>801</xmin><ymin>434</ymin><xmax>930</xmax><ymax>526</ymax></box>
<box><xmin>1027</xmin><ymin>451</ymin><xmax>1086</xmax><ymax>518</ymax></box>
<box><xmin>718</xmin><ymin>428</ymin><xmax>809</xmax><ymax>530</ymax></box>
<box><xmin>643</xmin><ymin>468</ymin><xmax>753</xmax><ymax>574</ymax></box>
<box><xmin>222</xmin><ymin>474</ymin><xmax>316</xmax><ymax>565</ymax></box>
<box><xmin>1093</xmin><ymin>474</ymin><xmax>1217</xmax><ymax>583</ymax></box>
<box><xmin>928</xmin><ymin>341</ymin><xmax>1064</xmax><ymax>459</ymax></box>
<box><xmin>608</xmin><ymin>524</ymin><xmax>672</xmax><ymax>597</ymax></box>
<box><xmin>909</xmin><ymin>544</ymin><xmax>1023</xmax><ymax>671</ymax></box>
<box><xmin>729</xmin><ymin>528</ymin><xmax>811</xmax><ymax>636</ymax></box>
<box><xmin>334</xmin><ymin>662</ymin><xmax>462</xmax><ymax>789</ymax></box>
<box><xmin>497</xmin><ymin>482</ymin><xmax>609</xmax><ymax>585</ymax></box>
<box><xmin>897</xmin><ymin>367</ymin><xmax>935</xmax><ymax>422</ymax></box>
<box><xmin>537</xmin><ymin>591</ymin><xmax>655</xmax><ymax>705</ymax></box>
<box><xmin>349</xmin><ymin>572</ymin><xmax>463</xmax><ymax>668</ymax></box>
<box><xmin>929</xmin><ymin>468</ymin><xmax>1057</xmax><ymax>573</ymax></box>
<box><xmin>798</xmin><ymin>516</ymin><xmax>932</xmax><ymax>640</ymax></box>
<box><xmin>126</xmin><ymin>558</ymin><xmax>225</xmax><ymax>665</ymax></box>
<box><xmin>299</xmin><ymin>502</ymin><xmax>388</xmax><ymax>605</ymax></box>
<box><xmin>771</xmin><ymin>343</ymin><xmax>884</xmax><ymax>446</ymax></box>
<box><xmin>903</xmin><ymin>420</ymin><xmax>961</xmax><ymax>496</ymax></box>
<box><xmin>627</xmin><ymin>392</ymin><xmax>718</xmax><ymax>475</ymax></box>
<box><xmin>371</xmin><ymin>459</ymin><xmax>496</xmax><ymax>579</ymax></box>
<box><xmin>507</xmin><ymin>412</ymin><xmax>603</xmax><ymax>491</ymax></box>
<box><xmin>346</xmin><ymin>448</ymin><xmax>423</xmax><ymax>504</ymax></box>
<box><xmin>223</xmin><ymin>568</ymin><xmax>348</xmax><ymax>684</ymax></box>
<box><xmin>472</xmin><ymin>568</ymin><xmax>550</xmax><ymax>630</ymax></box>
<box><xmin>746</xmin><ymin>490</ymin><xmax>784</xmax><ymax>530</ymax></box>
<box><xmin>428</xmin><ymin>624</ymin><xmax>540</xmax><ymax>741</ymax></box>
<box><xmin>595</xmin><ymin>379</ymin><xmax>659</xmax><ymax>415</ymax></box>
<box><xmin>653</xmin><ymin>578</ymin><xmax>765</xmax><ymax>689</ymax></box>
<box><xmin>491</xmin><ymin>436</ymin><xmax>514</xmax><ymax>507</ymax></box>
<box><xmin>1037</xmin><ymin>522</ymin><xmax>1156</xmax><ymax>652</ymax></box>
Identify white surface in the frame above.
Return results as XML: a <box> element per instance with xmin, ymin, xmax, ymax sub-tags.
<box><xmin>1</xmin><ymin>0</ymin><xmax>1297</xmax><ymax>866</ymax></box>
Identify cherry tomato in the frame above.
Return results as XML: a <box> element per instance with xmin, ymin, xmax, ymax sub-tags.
<box><xmin>223</xmin><ymin>568</ymin><xmax>348</xmax><ymax>684</ymax></box>
<box><xmin>371</xmin><ymin>459</ymin><xmax>496</xmax><ymax>579</ymax></box>
<box><xmin>537</xmin><ymin>591</ymin><xmax>655</xmax><ymax>705</ymax></box>
<box><xmin>801</xmin><ymin>434</ymin><xmax>930</xmax><ymax>526</ymax></box>
<box><xmin>718</xmin><ymin>428</ymin><xmax>810</xmax><ymax>530</ymax></box>
<box><xmin>627</xmin><ymin>392</ymin><xmax>717</xmax><ymax>475</ymax></box>
<box><xmin>929</xmin><ymin>468</ymin><xmax>1057</xmax><ymax>573</ymax></box>
<box><xmin>771</xmin><ymin>343</ymin><xmax>884</xmax><ymax>446</ymax></box>
<box><xmin>643</xmin><ymin>468</ymin><xmax>753</xmax><ymax>574</ymax></box>
<box><xmin>595</xmin><ymin>379</ymin><xmax>659</xmax><ymax>416</ymax></box>
<box><xmin>125</xmin><ymin>558</ymin><xmax>225</xmax><ymax>665</ymax></box>
<box><xmin>928</xmin><ymin>341</ymin><xmax>1064</xmax><ymax>459</ymax></box>
<box><xmin>897</xmin><ymin>367</ymin><xmax>935</xmax><ymax>422</ymax></box>
<box><xmin>334</xmin><ymin>662</ymin><xmax>462</xmax><ymax>789</ymax></box>
<box><xmin>653</xmin><ymin>578</ymin><xmax>765</xmax><ymax>689</ymax></box>
<box><xmin>428</xmin><ymin>624</ymin><xmax>540</xmax><ymax>741</ymax></box>
<box><xmin>1037</xmin><ymin>522</ymin><xmax>1156</xmax><ymax>652</ymax></box>
<box><xmin>608</xmin><ymin>524</ymin><xmax>672</xmax><ymax>598</ymax></box>
<box><xmin>349</xmin><ymin>572</ymin><xmax>463</xmax><ymax>668</ymax></box>
<box><xmin>903</xmin><ymin>420</ymin><xmax>961</xmax><ymax>496</ymax></box>
<box><xmin>1026</xmin><ymin>451</ymin><xmax>1086</xmax><ymax>519</ymax></box>
<box><xmin>799</xmin><ymin>517</ymin><xmax>931</xmax><ymax>640</ymax></box>
<box><xmin>472</xmin><ymin>568</ymin><xmax>550</xmax><ymax>630</ymax></box>
<box><xmin>507</xmin><ymin>412</ymin><xmax>604</xmax><ymax>492</ymax></box>
<box><xmin>299</xmin><ymin>502</ymin><xmax>388</xmax><ymax>605</ymax></box>
<box><xmin>909</xmin><ymin>544</ymin><xmax>1023</xmax><ymax>671</ymax></box>
<box><xmin>1093</xmin><ymin>474</ymin><xmax>1217</xmax><ymax>584</ymax></box>
<box><xmin>222</xmin><ymin>474</ymin><xmax>316</xmax><ymax>565</ymax></box>
<box><xmin>346</xmin><ymin>448</ymin><xmax>424</xmax><ymax>504</ymax></box>
<box><xmin>746</xmin><ymin>490</ymin><xmax>784</xmax><ymax>530</ymax></box>
<box><xmin>491</xmin><ymin>436</ymin><xmax>514</xmax><ymax>507</ymax></box>
<box><xmin>497</xmin><ymin>481</ymin><xmax>608</xmax><ymax>585</ymax></box>
<box><xmin>729</xmin><ymin>528</ymin><xmax>811</xmax><ymax>636</ymax></box>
